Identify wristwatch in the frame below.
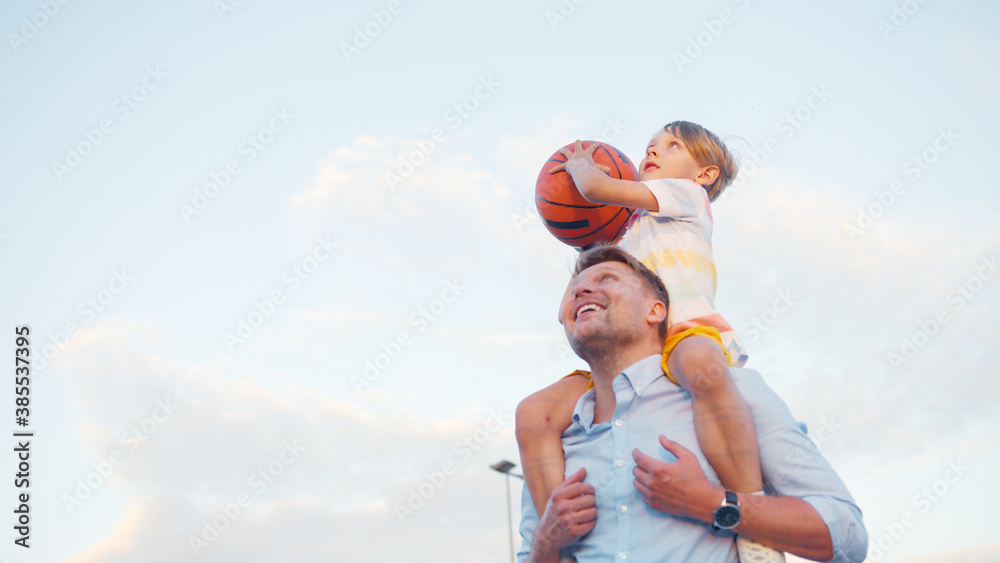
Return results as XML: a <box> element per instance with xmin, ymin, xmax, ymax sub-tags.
<box><xmin>712</xmin><ymin>490</ymin><xmax>741</xmax><ymax>530</ymax></box>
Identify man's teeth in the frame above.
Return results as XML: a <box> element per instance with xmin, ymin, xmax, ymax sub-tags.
<box><xmin>576</xmin><ymin>304</ymin><xmax>604</xmax><ymax>319</ymax></box>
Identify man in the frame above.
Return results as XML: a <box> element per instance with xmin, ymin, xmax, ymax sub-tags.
<box><xmin>517</xmin><ymin>246</ymin><xmax>867</xmax><ymax>563</ymax></box>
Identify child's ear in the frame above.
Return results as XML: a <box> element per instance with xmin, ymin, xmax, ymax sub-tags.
<box><xmin>695</xmin><ymin>165</ymin><xmax>720</xmax><ymax>187</ymax></box>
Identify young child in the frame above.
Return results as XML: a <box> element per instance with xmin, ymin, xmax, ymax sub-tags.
<box><xmin>516</xmin><ymin>121</ymin><xmax>781</xmax><ymax>561</ymax></box>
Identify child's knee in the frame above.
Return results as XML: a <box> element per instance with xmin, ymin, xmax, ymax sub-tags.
<box><xmin>515</xmin><ymin>394</ymin><xmax>547</xmax><ymax>435</ymax></box>
<box><xmin>516</xmin><ymin>393</ymin><xmax>561</xmax><ymax>444</ymax></box>
<box><xmin>515</xmin><ymin>376</ymin><xmax>589</xmax><ymax>442</ymax></box>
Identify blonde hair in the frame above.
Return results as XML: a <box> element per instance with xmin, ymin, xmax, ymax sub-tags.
<box><xmin>663</xmin><ymin>121</ymin><xmax>738</xmax><ymax>202</ymax></box>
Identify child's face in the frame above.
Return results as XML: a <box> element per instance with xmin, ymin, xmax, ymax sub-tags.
<box><xmin>637</xmin><ymin>129</ymin><xmax>706</xmax><ymax>182</ymax></box>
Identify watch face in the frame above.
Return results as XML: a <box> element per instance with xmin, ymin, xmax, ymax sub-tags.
<box><xmin>714</xmin><ymin>505</ymin><xmax>740</xmax><ymax>529</ymax></box>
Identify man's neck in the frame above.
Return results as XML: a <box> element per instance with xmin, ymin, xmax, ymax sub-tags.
<box><xmin>587</xmin><ymin>343</ymin><xmax>661</xmax><ymax>424</ymax></box>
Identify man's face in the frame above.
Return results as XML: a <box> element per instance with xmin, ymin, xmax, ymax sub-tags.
<box><xmin>559</xmin><ymin>261</ymin><xmax>659</xmax><ymax>359</ymax></box>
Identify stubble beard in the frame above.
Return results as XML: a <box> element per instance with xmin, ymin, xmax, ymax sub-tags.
<box><xmin>568</xmin><ymin>317</ymin><xmax>638</xmax><ymax>369</ymax></box>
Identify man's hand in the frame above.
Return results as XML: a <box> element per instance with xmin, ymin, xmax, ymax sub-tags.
<box><xmin>549</xmin><ymin>140</ymin><xmax>612</xmax><ymax>175</ymax></box>
<box><xmin>632</xmin><ymin>435</ymin><xmax>721</xmax><ymax>523</ymax></box>
<box><xmin>529</xmin><ymin>468</ymin><xmax>597</xmax><ymax>561</ymax></box>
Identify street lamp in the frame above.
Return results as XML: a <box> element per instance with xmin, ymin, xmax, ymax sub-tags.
<box><xmin>490</xmin><ymin>460</ymin><xmax>523</xmax><ymax>563</ymax></box>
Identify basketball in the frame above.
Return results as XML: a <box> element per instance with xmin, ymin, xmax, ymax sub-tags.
<box><xmin>535</xmin><ymin>141</ymin><xmax>638</xmax><ymax>249</ymax></box>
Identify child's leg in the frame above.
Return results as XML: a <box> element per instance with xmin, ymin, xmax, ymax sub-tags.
<box><xmin>667</xmin><ymin>335</ymin><xmax>762</xmax><ymax>493</ymax></box>
<box><xmin>515</xmin><ymin>373</ymin><xmax>592</xmax><ymax>518</ymax></box>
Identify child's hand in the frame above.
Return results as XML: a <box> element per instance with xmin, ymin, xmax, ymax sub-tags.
<box><xmin>550</xmin><ymin>140</ymin><xmax>612</xmax><ymax>175</ymax></box>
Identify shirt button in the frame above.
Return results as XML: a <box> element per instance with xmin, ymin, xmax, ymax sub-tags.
<box><xmin>619</xmin><ymin>504</ymin><xmax>628</xmax><ymax>514</ymax></box>
<box><xmin>615</xmin><ymin>458</ymin><xmax>625</xmax><ymax>468</ymax></box>
<box><xmin>618</xmin><ymin>552</ymin><xmax>627</xmax><ymax>560</ymax></box>
<box><xmin>614</xmin><ymin>419</ymin><xmax>623</xmax><ymax>427</ymax></box>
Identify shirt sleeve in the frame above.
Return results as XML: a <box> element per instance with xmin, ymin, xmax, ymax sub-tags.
<box><xmin>643</xmin><ymin>178</ymin><xmax>710</xmax><ymax>222</ymax></box>
<box><xmin>516</xmin><ymin>485</ymin><xmax>536</xmax><ymax>563</ymax></box>
<box><xmin>743</xmin><ymin>371</ymin><xmax>869</xmax><ymax>563</ymax></box>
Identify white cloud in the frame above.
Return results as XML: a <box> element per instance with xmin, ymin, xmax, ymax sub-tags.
<box><xmin>711</xmin><ymin>171</ymin><xmax>1000</xmax><ymax>466</ymax></box>
<box><xmin>54</xmin><ymin>322</ymin><xmax>521</xmax><ymax>562</ymax></box>
<box><xmin>48</xmin><ymin>123</ymin><xmax>1000</xmax><ymax>562</ymax></box>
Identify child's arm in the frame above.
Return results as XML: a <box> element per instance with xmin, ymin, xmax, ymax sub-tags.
<box><xmin>551</xmin><ymin>140</ymin><xmax>659</xmax><ymax>212</ymax></box>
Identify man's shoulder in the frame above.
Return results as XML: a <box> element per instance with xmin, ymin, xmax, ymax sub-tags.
<box><xmin>729</xmin><ymin>366</ymin><xmax>765</xmax><ymax>384</ymax></box>
<box><xmin>728</xmin><ymin>367</ymin><xmax>781</xmax><ymax>400</ymax></box>
<box><xmin>727</xmin><ymin>367</ymin><xmax>805</xmax><ymax>432</ymax></box>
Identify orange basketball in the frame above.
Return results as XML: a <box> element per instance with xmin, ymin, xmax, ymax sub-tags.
<box><xmin>535</xmin><ymin>141</ymin><xmax>637</xmax><ymax>249</ymax></box>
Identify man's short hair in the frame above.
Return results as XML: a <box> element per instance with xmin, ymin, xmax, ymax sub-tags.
<box><xmin>573</xmin><ymin>245</ymin><xmax>670</xmax><ymax>339</ymax></box>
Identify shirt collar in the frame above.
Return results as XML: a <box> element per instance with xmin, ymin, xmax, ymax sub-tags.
<box><xmin>571</xmin><ymin>354</ymin><xmax>665</xmax><ymax>431</ymax></box>
<box><xmin>620</xmin><ymin>354</ymin><xmax>667</xmax><ymax>396</ymax></box>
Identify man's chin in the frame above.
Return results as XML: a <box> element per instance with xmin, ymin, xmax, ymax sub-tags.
<box><xmin>568</xmin><ymin>332</ymin><xmax>613</xmax><ymax>362</ymax></box>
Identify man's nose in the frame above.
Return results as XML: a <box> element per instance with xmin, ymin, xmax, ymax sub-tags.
<box><xmin>573</xmin><ymin>280</ymin><xmax>595</xmax><ymax>298</ymax></box>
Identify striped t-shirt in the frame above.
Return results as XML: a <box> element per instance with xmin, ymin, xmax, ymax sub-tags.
<box><xmin>617</xmin><ymin>178</ymin><xmax>747</xmax><ymax>366</ymax></box>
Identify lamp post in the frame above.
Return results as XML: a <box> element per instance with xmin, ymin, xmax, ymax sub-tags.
<box><xmin>490</xmin><ymin>460</ymin><xmax>523</xmax><ymax>563</ymax></box>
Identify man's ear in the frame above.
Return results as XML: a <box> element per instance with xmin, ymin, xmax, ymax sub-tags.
<box><xmin>647</xmin><ymin>301</ymin><xmax>667</xmax><ymax>325</ymax></box>
<box><xmin>694</xmin><ymin>165</ymin><xmax>719</xmax><ymax>187</ymax></box>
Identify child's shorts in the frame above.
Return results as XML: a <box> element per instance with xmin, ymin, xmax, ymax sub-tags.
<box><xmin>661</xmin><ymin>326</ymin><xmax>733</xmax><ymax>386</ymax></box>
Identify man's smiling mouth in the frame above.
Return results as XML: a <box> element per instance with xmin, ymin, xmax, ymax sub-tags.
<box><xmin>575</xmin><ymin>303</ymin><xmax>605</xmax><ymax>320</ymax></box>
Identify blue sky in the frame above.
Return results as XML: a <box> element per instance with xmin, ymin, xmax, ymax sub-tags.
<box><xmin>1</xmin><ymin>1</ymin><xmax>999</xmax><ymax>561</ymax></box>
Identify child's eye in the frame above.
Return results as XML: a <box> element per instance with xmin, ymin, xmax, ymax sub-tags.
<box><xmin>669</xmin><ymin>142</ymin><xmax>680</xmax><ymax>148</ymax></box>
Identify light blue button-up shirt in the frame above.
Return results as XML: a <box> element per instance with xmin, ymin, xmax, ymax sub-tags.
<box><xmin>517</xmin><ymin>355</ymin><xmax>868</xmax><ymax>562</ymax></box>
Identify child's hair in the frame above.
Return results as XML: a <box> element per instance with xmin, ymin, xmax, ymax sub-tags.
<box><xmin>662</xmin><ymin>120</ymin><xmax>738</xmax><ymax>202</ymax></box>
